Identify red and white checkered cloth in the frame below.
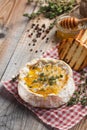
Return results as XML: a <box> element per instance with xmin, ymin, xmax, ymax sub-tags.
<box><xmin>2</xmin><ymin>45</ymin><xmax>87</xmax><ymax>130</ymax></box>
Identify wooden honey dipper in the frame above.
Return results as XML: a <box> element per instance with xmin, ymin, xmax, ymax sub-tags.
<box><xmin>60</xmin><ymin>17</ymin><xmax>87</xmax><ymax>29</ymax></box>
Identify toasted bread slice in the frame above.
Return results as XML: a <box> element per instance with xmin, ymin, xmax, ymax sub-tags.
<box><xmin>58</xmin><ymin>29</ymin><xmax>87</xmax><ymax>71</ymax></box>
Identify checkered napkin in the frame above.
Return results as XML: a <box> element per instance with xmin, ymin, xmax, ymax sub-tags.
<box><xmin>2</xmin><ymin>45</ymin><xmax>87</xmax><ymax>130</ymax></box>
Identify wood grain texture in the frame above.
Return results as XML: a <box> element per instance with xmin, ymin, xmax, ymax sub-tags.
<box><xmin>0</xmin><ymin>0</ymin><xmax>87</xmax><ymax>130</ymax></box>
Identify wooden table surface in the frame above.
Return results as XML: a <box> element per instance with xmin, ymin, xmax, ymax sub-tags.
<box><xmin>0</xmin><ymin>0</ymin><xmax>87</xmax><ymax>130</ymax></box>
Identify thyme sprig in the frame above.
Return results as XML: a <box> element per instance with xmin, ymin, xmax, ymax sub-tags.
<box><xmin>24</xmin><ymin>0</ymin><xmax>76</xmax><ymax>20</ymax></box>
<box><xmin>67</xmin><ymin>69</ymin><xmax>87</xmax><ymax>106</ymax></box>
<box><xmin>32</xmin><ymin>72</ymin><xmax>63</xmax><ymax>86</ymax></box>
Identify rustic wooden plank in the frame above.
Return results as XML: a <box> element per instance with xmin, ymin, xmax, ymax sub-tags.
<box><xmin>70</xmin><ymin>117</ymin><xmax>87</xmax><ymax>130</ymax></box>
<box><xmin>0</xmin><ymin>0</ymin><xmax>36</xmax><ymax>80</ymax></box>
<box><xmin>1</xmin><ymin>15</ymin><xmax>57</xmax><ymax>81</ymax></box>
<box><xmin>0</xmin><ymin>1</ymin><xmax>53</xmax><ymax>130</ymax></box>
<box><xmin>1</xmin><ymin>16</ymin><xmax>87</xmax><ymax>130</ymax></box>
<box><xmin>0</xmin><ymin>84</ymin><xmax>51</xmax><ymax>130</ymax></box>
<box><xmin>0</xmin><ymin>11</ymin><xmax>57</xmax><ymax>130</ymax></box>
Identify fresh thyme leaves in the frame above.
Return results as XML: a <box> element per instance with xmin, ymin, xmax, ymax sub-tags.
<box><xmin>39</xmin><ymin>72</ymin><xmax>45</xmax><ymax>77</ymax></box>
<box><xmin>48</xmin><ymin>75</ymin><xmax>63</xmax><ymax>85</ymax></box>
<box><xmin>32</xmin><ymin>71</ymin><xmax>63</xmax><ymax>86</ymax></box>
<box><xmin>23</xmin><ymin>13</ymin><xmax>39</xmax><ymax>19</ymax></box>
<box><xmin>32</xmin><ymin>72</ymin><xmax>47</xmax><ymax>83</ymax></box>
<box><xmin>24</xmin><ymin>1</ymin><xmax>76</xmax><ymax>20</ymax></box>
<box><xmin>60</xmin><ymin>74</ymin><xmax>63</xmax><ymax>78</ymax></box>
<box><xmin>80</xmin><ymin>96</ymin><xmax>87</xmax><ymax>106</ymax></box>
<box><xmin>28</xmin><ymin>86</ymin><xmax>32</xmax><ymax>88</ymax></box>
<box><xmin>48</xmin><ymin>76</ymin><xmax>56</xmax><ymax>85</ymax></box>
<box><xmin>67</xmin><ymin>69</ymin><xmax>87</xmax><ymax>107</ymax></box>
<box><xmin>27</xmin><ymin>0</ymin><xmax>32</xmax><ymax>4</ymax></box>
<box><xmin>49</xmin><ymin>20</ymin><xmax>56</xmax><ymax>29</ymax></box>
<box><xmin>32</xmin><ymin>79</ymin><xmax>38</xmax><ymax>83</ymax></box>
<box><xmin>67</xmin><ymin>97</ymin><xmax>77</xmax><ymax>106</ymax></box>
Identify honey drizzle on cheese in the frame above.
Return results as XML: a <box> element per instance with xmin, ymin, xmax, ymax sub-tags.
<box><xmin>23</xmin><ymin>62</ymin><xmax>68</xmax><ymax>97</ymax></box>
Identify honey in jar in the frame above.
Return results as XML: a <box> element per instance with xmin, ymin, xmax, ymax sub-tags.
<box><xmin>56</xmin><ymin>15</ymin><xmax>85</xmax><ymax>40</ymax></box>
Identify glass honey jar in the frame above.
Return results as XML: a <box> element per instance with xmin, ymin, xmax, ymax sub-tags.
<box><xmin>56</xmin><ymin>14</ymin><xmax>86</xmax><ymax>40</ymax></box>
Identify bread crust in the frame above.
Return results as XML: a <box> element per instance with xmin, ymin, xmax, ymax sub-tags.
<box><xmin>58</xmin><ymin>30</ymin><xmax>87</xmax><ymax>71</ymax></box>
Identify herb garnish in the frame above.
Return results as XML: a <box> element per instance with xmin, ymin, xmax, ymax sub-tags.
<box><xmin>39</xmin><ymin>72</ymin><xmax>45</xmax><ymax>77</ymax></box>
<box><xmin>60</xmin><ymin>74</ymin><xmax>63</xmax><ymax>78</ymax></box>
<box><xmin>32</xmin><ymin>71</ymin><xmax>63</xmax><ymax>86</ymax></box>
<box><xmin>32</xmin><ymin>79</ymin><xmax>38</xmax><ymax>83</ymax></box>
<box><xmin>67</xmin><ymin>70</ymin><xmax>87</xmax><ymax>106</ymax></box>
<box><xmin>48</xmin><ymin>76</ymin><xmax>56</xmax><ymax>85</ymax></box>
<box><xmin>32</xmin><ymin>72</ymin><xmax>47</xmax><ymax>83</ymax></box>
<box><xmin>28</xmin><ymin>86</ymin><xmax>32</xmax><ymax>88</ymax></box>
<box><xmin>24</xmin><ymin>0</ymin><xmax>76</xmax><ymax>20</ymax></box>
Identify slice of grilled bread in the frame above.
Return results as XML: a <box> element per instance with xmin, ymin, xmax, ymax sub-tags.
<box><xmin>58</xmin><ymin>29</ymin><xmax>87</xmax><ymax>71</ymax></box>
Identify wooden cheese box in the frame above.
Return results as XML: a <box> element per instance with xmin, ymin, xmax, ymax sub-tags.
<box><xmin>58</xmin><ymin>29</ymin><xmax>87</xmax><ymax>71</ymax></box>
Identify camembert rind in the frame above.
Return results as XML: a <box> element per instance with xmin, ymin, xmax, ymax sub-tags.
<box><xmin>18</xmin><ymin>58</ymin><xmax>75</xmax><ymax>108</ymax></box>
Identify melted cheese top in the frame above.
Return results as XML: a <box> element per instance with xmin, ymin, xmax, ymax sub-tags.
<box><xmin>22</xmin><ymin>61</ymin><xmax>69</xmax><ymax>97</ymax></box>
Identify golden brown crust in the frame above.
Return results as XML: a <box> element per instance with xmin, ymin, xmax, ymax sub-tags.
<box><xmin>58</xmin><ymin>29</ymin><xmax>87</xmax><ymax>71</ymax></box>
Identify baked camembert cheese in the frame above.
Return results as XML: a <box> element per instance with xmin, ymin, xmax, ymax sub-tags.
<box><xmin>18</xmin><ymin>58</ymin><xmax>75</xmax><ymax>108</ymax></box>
